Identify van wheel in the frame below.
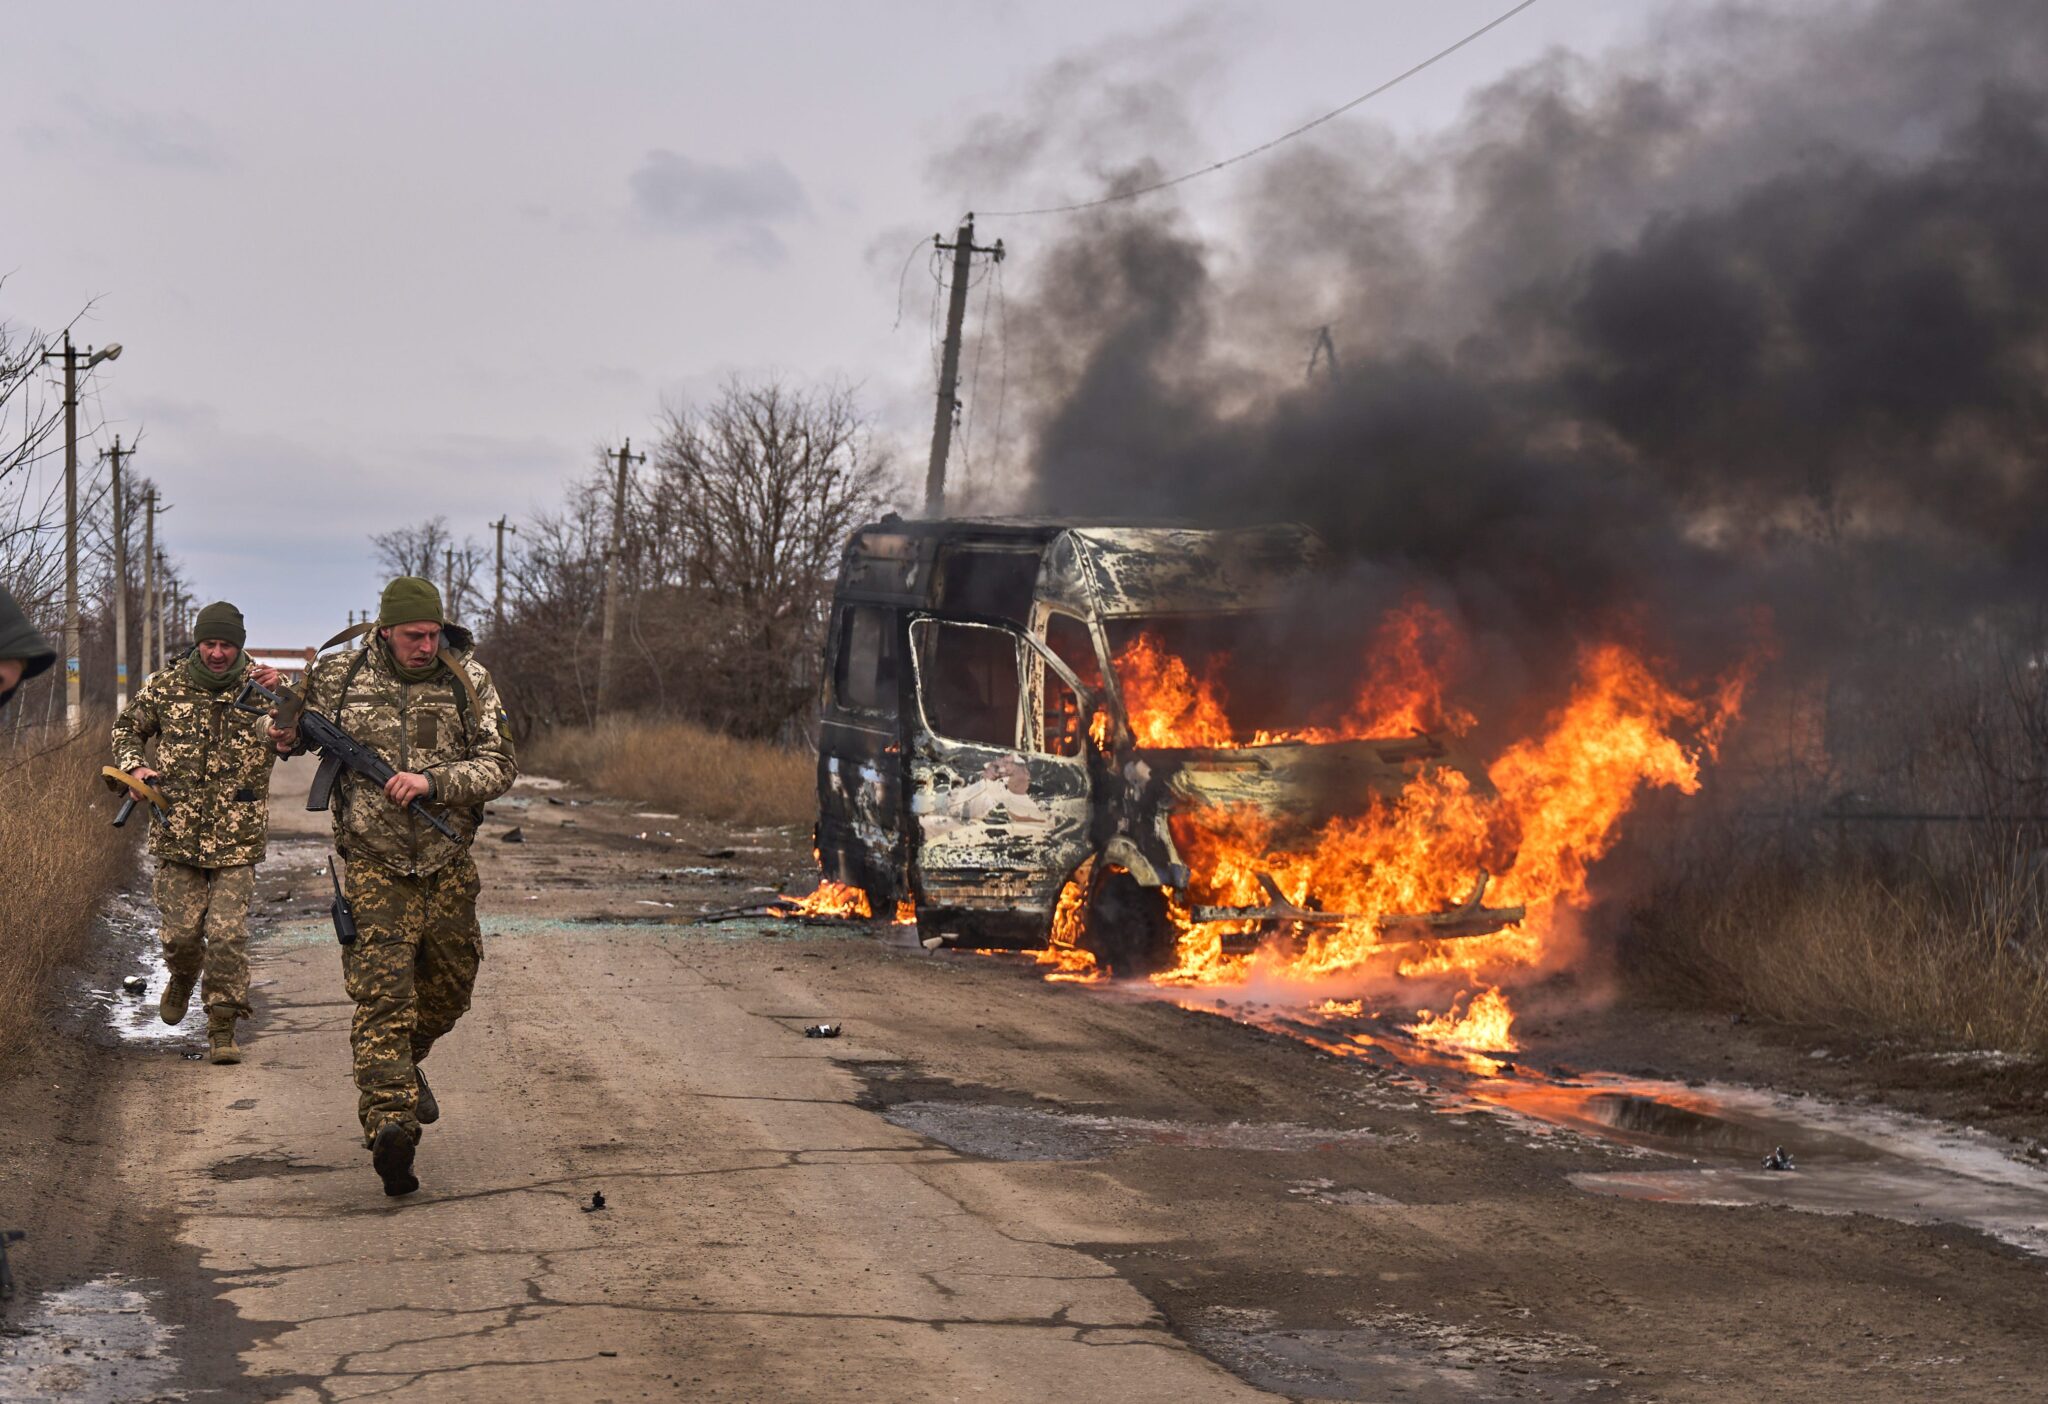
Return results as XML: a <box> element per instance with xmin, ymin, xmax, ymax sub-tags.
<box><xmin>1083</xmin><ymin>870</ymin><xmax>1178</xmax><ymax>978</ymax></box>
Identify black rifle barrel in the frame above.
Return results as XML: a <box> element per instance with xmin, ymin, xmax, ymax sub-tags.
<box><xmin>237</xmin><ymin>678</ymin><xmax>460</xmax><ymax>841</ymax></box>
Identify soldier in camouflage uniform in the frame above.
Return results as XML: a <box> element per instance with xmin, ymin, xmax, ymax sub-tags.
<box><xmin>111</xmin><ymin>601</ymin><xmax>282</xmax><ymax>1064</ymax></box>
<box><xmin>272</xmin><ymin>577</ymin><xmax>516</xmax><ymax>1197</ymax></box>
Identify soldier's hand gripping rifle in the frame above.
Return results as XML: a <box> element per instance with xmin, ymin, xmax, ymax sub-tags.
<box><xmin>233</xmin><ymin>676</ymin><xmax>459</xmax><ymax>840</ymax></box>
<box><xmin>101</xmin><ymin>766</ymin><xmax>169</xmax><ymax>828</ymax></box>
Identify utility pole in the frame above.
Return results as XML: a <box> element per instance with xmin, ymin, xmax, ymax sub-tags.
<box><xmin>596</xmin><ymin>438</ymin><xmax>644</xmax><ymax>717</ymax></box>
<box><xmin>140</xmin><ymin>488</ymin><xmax>155</xmax><ymax>678</ymax></box>
<box><xmin>924</xmin><ymin>215</ymin><xmax>1004</xmax><ymax>516</ymax></box>
<box><xmin>41</xmin><ymin>330</ymin><xmax>122</xmax><ymax>731</ymax></box>
<box><xmin>490</xmin><ymin>515</ymin><xmax>517</xmax><ymax>635</ymax></box>
<box><xmin>1308</xmin><ymin>325</ymin><xmax>1342</xmax><ymax>383</ymax></box>
<box><xmin>444</xmin><ymin>546</ymin><xmax>457</xmax><ymax>624</ymax></box>
<box><xmin>155</xmin><ymin>548</ymin><xmax>168</xmax><ymax>670</ymax></box>
<box><xmin>102</xmin><ymin>436</ymin><xmax>135</xmax><ymax>710</ymax></box>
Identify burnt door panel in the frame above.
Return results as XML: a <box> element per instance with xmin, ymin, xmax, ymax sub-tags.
<box><xmin>907</xmin><ymin>618</ymin><xmax>1093</xmax><ymax>919</ymax></box>
<box><xmin>816</xmin><ymin>604</ymin><xmax>907</xmax><ymax>900</ymax></box>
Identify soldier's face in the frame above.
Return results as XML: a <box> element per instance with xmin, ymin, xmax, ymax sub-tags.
<box><xmin>197</xmin><ymin>640</ymin><xmax>241</xmax><ymax>671</ymax></box>
<box><xmin>384</xmin><ymin>622</ymin><xmax>442</xmax><ymax>671</ymax></box>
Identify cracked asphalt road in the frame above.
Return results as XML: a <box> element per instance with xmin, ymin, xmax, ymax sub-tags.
<box><xmin>10</xmin><ymin>755</ymin><xmax>2048</xmax><ymax>1402</ymax></box>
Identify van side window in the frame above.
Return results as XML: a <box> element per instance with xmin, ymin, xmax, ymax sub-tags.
<box><xmin>918</xmin><ymin>622</ymin><xmax>1021</xmax><ymax>748</ymax></box>
<box><xmin>1040</xmin><ymin>668</ymin><xmax>1088</xmax><ymax>759</ymax></box>
<box><xmin>1044</xmin><ymin>613</ymin><xmax>1102</xmax><ymax>692</ymax></box>
<box><xmin>834</xmin><ymin>606</ymin><xmax>898</xmax><ymax>716</ymax></box>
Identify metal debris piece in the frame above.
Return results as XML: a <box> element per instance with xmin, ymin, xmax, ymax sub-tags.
<box><xmin>1762</xmin><ymin>1145</ymin><xmax>1796</xmax><ymax>1172</ymax></box>
<box><xmin>700</xmin><ymin>848</ymin><xmax>738</xmax><ymax>859</ymax></box>
<box><xmin>805</xmin><ymin>1023</ymin><xmax>842</xmax><ymax>1039</ymax></box>
<box><xmin>546</xmin><ymin>796</ymin><xmax>565</xmax><ymax>806</ymax></box>
<box><xmin>0</xmin><ymin>1229</ymin><xmax>23</xmax><ymax>1299</ymax></box>
<box><xmin>121</xmin><ymin>974</ymin><xmax>147</xmax><ymax>996</ymax></box>
<box><xmin>582</xmin><ymin>1190</ymin><xmax>606</xmax><ymax>1212</ymax></box>
<box><xmin>500</xmin><ymin>827</ymin><xmax>524</xmax><ymax>843</ymax></box>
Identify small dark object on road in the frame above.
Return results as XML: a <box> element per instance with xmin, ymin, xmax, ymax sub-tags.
<box><xmin>182</xmin><ymin>1050</ymin><xmax>205</xmax><ymax>1061</ymax></box>
<box><xmin>546</xmin><ymin>796</ymin><xmax>564</xmax><ymax>806</ymax></box>
<box><xmin>701</xmin><ymin>847</ymin><xmax>738</xmax><ymax>859</ymax></box>
<box><xmin>583</xmin><ymin>1190</ymin><xmax>606</xmax><ymax>1212</ymax></box>
<box><xmin>122</xmin><ymin>974</ymin><xmax>146</xmax><ymax>995</ymax></box>
<box><xmin>1763</xmin><ymin>1145</ymin><xmax>1796</xmax><ymax>1172</ymax></box>
<box><xmin>805</xmin><ymin>1023</ymin><xmax>842</xmax><ymax>1039</ymax></box>
<box><xmin>501</xmin><ymin>827</ymin><xmax>524</xmax><ymax>843</ymax></box>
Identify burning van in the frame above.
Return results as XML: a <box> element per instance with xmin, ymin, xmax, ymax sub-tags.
<box><xmin>815</xmin><ymin>516</ymin><xmax>1527</xmax><ymax>974</ymax></box>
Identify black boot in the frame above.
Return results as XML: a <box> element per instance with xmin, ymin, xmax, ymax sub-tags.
<box><xmin>415</xmin><ymin>1067</ymin><xmax>440</xmax><ymax>1125</ymax></box>
<box><xmin>371</xmin><ymin>1123</ymin><xmax>419</xmax><ymax>1197</ymax></box>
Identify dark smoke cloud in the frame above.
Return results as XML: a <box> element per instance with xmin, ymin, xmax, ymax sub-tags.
<box><xmin>946</xmin><ymin>0</ymin><xmax>2048</xmax><ymax>735</ymax></box>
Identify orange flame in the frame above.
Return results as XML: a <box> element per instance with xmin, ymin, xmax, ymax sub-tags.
<box><xmin>1110</xmin><ymin>616</ymin><xmax>1748</xmax><ymax>1006</ymax></box>
<box><xmin>1405</xmin><ymin>986</ymin><xmax>1517</xmax><ymax>1052</ymax></box>
<box><xmin>778</xmin><ymin>878</ymin><xmax>874</xmax><ymax>920</ymax></box>
<box><xmin>1036</xmin><ymin>872</ymin><xmax>1104</xmax><ymax>982</ymax></box>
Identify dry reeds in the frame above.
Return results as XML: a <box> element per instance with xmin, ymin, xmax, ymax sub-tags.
<box><xmin>1628</xmin><ymin>832</ymin><xmax>2048</xmax><ymax>1056</ymax></box>
<box><xmin>524</xmin><ymin>718</ymin><xmax>814</xmax><ymax>828</ymax></box>
<box><xmin>0</xmin><ymin>720</ymin><xmax>136</xmax><ymax>1058</ymax></box>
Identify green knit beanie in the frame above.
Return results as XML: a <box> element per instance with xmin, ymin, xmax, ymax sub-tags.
<box><xmin>378</xmin><ymin>577</ymin><xmax>444</xmax><ymax>628</ymax></box>
<box><xmin>193</xmin><ymin>601</ymin><xmax>247</xmax><ymax>648</ymax></box>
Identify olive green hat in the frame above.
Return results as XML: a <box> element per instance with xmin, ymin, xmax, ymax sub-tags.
<box><xmin>0</xmin><ymin>584</ymin><xmax>57</xmax><ymax>705</ymax></box>
<box><xmin>378</xmin><ymin>577</ymin><xmax>444</xmax><ymax>628</ymax></box>
<box><xmin>193</xmin><ymin>601</ymin><xmax>247</xmax><ymax>648</ymax></box>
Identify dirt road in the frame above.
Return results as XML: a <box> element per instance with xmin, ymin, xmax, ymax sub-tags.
<box><xmin>6</xmin><ymin>757</ymin><xmax>2048</xmax><ymax>1401</ymax></box>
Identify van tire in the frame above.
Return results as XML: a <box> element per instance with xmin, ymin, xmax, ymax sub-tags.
<box><xmin>1083</xmin><ymin>870</ymin><xmax>1177</xmax><ymax>978</ymax></box>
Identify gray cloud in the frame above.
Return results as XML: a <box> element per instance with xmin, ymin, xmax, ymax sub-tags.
<box><xmin>627</xmin><ymin>149</ymin><xmax>810</xmax><ymax>262</ymax></box>
<box><xmin>19</xmin><ymin>95</ymin><xmax>226</xmax><ymax>169</ymax></box>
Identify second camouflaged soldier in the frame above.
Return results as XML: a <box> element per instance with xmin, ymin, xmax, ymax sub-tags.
<box><xmin>0</xmin><ymin>584</ymin><xmax>58</xmax><ymax>710</ymax></box>
<box><xmin>111</xmin><ymin>602</ymin><xmax>281</xmax><ymax>1064</ymax></box>
<box><xmin>274</xmin><ymin>577</ymin><xmax>516</xmax><ymax>1197</ymax></box>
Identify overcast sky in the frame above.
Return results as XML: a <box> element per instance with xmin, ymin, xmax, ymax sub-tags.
<box><xmin>1</xmin><ymin>0</ymin><xmax>1649</xmax><ymax>646</ymax></box>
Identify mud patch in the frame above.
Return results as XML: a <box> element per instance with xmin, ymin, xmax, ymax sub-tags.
<box><xmin>1185</xmin><ymin>1306</ymin><xmax>1612</xmax><ymax>1402</ymax></box>
<box><xmin>880</xmin><ymin>1100</ymin><xmax>1386</xmax><ymax>1163</ymax></box>
<box><xmin>0</xmin><ymin>1276</ymin><xmax>179</xmax><ymax>1402</ymax></box>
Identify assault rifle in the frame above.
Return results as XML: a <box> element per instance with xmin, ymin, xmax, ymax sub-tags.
<box><xmin>233</xmin><ymin>676</ymin><xmax>459</xmax><ymax>840</ymax></box>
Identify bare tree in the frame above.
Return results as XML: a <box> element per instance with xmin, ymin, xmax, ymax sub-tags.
<box><xmin>369</xmin><ymin>516</ymin><xmax>487</xmax><ymax>624</ymax></box>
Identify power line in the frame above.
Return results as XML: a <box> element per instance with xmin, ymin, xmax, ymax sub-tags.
<box><xmin>978</xmin><ymin>0</ymin><xmax>1541</xmax><ymax>219</ymax></box>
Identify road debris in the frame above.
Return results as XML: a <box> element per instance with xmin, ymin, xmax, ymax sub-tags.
<box><xmin>501</xmin><ymin>826</ymin><xmax>525</xmax><ymax>843</ymax></box>
<box><xmin>121</xmin><ymin>974</ymin><xmax>146</xmax><ymax>995</ymax></box>
<box><xmin>1762</xmin><ymin>1145</ymin><xmax>1796</xmax><ymax>1172</ymax></box>
<box><xmin>805</xmin><ymin>1023</ymin><xmax>842</xmax><ymax>1039</ymax></box>
<box><xmin>583</xmin><ymin>1191</ymin><xmax>606</xmax><ymax>1212</ymax></box>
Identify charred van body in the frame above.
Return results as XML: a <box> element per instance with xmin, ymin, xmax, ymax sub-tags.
<box><xmin>815</xmin><ymin>517</ymin><xmax>1521</xmax><ymax>973</ymax></box>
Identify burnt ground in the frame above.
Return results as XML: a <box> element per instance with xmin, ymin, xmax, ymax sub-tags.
<box><xmin>2</xmin><ymin>754</ymin><xmax>2046</xmax><ymax>1401</ymax></box>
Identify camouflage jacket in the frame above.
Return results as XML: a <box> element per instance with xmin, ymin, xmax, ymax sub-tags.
<box><xmin>111</xmin><ymin>658</ymin><xmax>276</xmax><ymax>868</ymax></box>
<box><xmin>299</xmin><ymin>636</ymin><xmax>517</xmax><ymax>877</ymax></box>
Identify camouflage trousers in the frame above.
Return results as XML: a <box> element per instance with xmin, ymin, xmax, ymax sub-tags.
<box><xmin>339</xmin><ymin>851</ymin><xmax>483</xmax><ymax>1145</ymax></box>
<box><xmin>153</xmin><ymin>860</ymin><xmax>255</xmax><ymax>1022</ymax></box>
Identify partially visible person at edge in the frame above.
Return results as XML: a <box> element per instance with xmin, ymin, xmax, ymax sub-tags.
<box><xmin>111</xmin><ymin>602</ymin><xmax>284</xmax><ymax>1065</ymax></box>
<box><xmin>0</xmin><ymin>584</ymin><xmax>58</xmax><ymax>710</ymax></box>
<box><xmin>270</xmin><ymin>577</ymin><xmax>516</xmax><ymax>1198</ymax></box>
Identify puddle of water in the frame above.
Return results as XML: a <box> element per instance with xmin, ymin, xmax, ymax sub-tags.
<box><xmin>0</xmin><ymin>1276</ymin><xmax>180</xmax><ymax>1403</ymax></box>
<box><xmin>1185</xmin><ymin>997</ymin><xmax>2048</xmax><ymax>1258</ymax></box>
<box><xmin>882</xmin><ymin>1100</ymin><xmax>1387</xmax><ymax>1163</ymax></box>
<box><xmin>1188</xmin><ymin>1308</ymin><xmax>1609</xmax><ymax>1403</ymax></box>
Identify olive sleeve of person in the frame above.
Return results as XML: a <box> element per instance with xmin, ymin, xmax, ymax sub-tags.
<box><xmin>110</xmin><ymin>674</ymin><xmax>161</xmax><ymax>772</ymax></box>
<box><xmin>427</xmin><ymin>663</ymin><xmax>518</xmax><ymax>806</ymax></box>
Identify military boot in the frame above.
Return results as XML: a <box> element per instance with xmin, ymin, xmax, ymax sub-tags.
<box><xmin>159</xmin><ymin>972</ymin><xmax>196</xmax><ymax>1025</ymax></box>
<box><xmin>414</xmin><ymin>1067</ymin><xmax>440</xmax><ymax>1125</ymax></box>
<box><xmin>207</xmin><ymin>1016</ymin><xmax>243</xmax><ymax>1065</ymax></box>
<box><xmin>371</xmin><ymin>1122</ymin><xmax>419</xmax><ymax>1197</ymax></box>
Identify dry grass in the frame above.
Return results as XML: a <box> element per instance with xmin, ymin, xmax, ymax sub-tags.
<box><xmin>1627</xmin><ymin>837</ymin><xmax>2048</xmax><ymax>1056</ymax></box>
<box><xmin>0</xmin><ymin>721</ymin><xmax>136</xmax><ymax>1059</ymax></box>
<box><xmin>525</xmin><ymin>718</ymin><xmax>815</xmax><ymax>828</ymax></box>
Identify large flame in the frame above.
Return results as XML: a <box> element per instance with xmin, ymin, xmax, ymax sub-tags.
<box><xmin>1104</xmin><ymin>604</ymin><xmax>1748</xmax><ymax>1014</ymax></box>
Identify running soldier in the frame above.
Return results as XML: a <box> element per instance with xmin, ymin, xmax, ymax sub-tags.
<box><xmin>271</xmin><ymin>577</ymin><xmax>516</xmax><ymax>1197</ymax></box>
<box><xmin>111</xmin><ymin>602</ymin><xmax>282</xmax><ymax>1064</ymax></box>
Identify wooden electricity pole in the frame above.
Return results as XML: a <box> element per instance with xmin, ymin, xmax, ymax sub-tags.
<box><xmin>141</xmin><ymin>490</ymin><xmax>158</xmax><ymax>675</ymax></box>
<box><xmin>102</xmin><ymin>436</ymin><xmax>135</xmax><ymax>710</ymax></box>
<box><xmin>41</xmin><ymin>331</ymin><xmax>121</xmax><ymax>731</ymax></box>
<box><xmin>923</xmin><ymin>215</ymin><xmax>1004</xmax><ymax>516</ymax></box>
<box><xmin>444</xmin><ymin>546</ymin><xmax>457</xmax><ymax>624</ymax></box>
<box><xmin>490</xmin><ymin>515</ymin><xmax>517</xmax><ymax>636</ymax></box>
<box><xmin>595</xmin><ymin>439</ymin><xmax>644</xmax><ymax>717</ymax></box>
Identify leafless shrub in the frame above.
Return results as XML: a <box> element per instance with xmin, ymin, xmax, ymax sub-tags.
<box><xmin>524</xmin><ymin>718</ymin><xmax>813</xmax><ymax>828</ymax></box>
<box><xmin>0</xmin><ymin>721</ymin><xmax>137</xmax><ymax>1056</ymax></box>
